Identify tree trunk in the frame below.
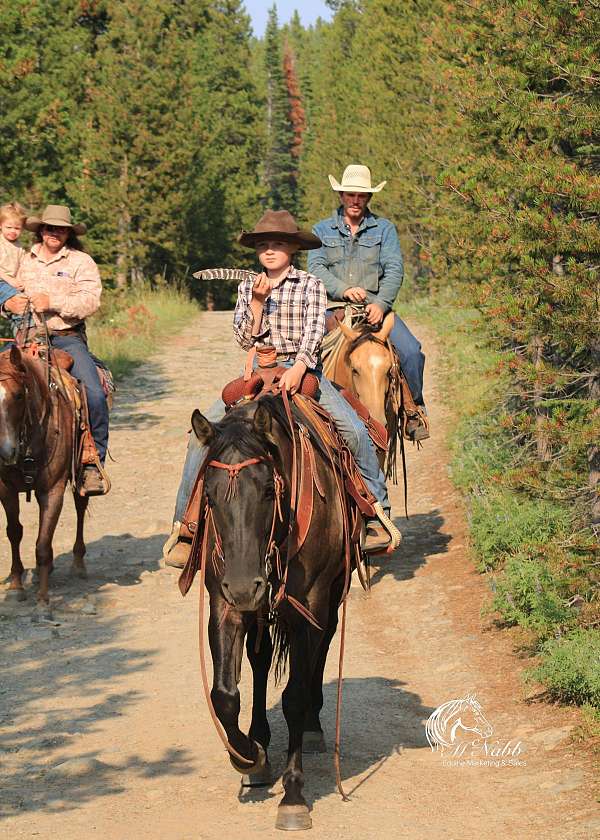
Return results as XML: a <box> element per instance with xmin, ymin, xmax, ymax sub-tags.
<box><xmin>115</xmin><ymin>156</ymin><xmax>130</xmax><ymax>289</ymax></box>
<box><xmin>532</xmin><ymin>336</ymin><xmax>551</xmax><ymax>463</ymax></box>
<box><xmin>588</xmin><ymin>338</ymin><xmax>600</xmax><ymax>525</ymax></box>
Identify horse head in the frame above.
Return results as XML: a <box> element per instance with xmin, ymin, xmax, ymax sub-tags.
<box><xmin>338</xmin><ymin>311</ymin><xmax>395</xmax><ymax>429</ymax></box>
<box><xmin>191</xmin><ymin>400</ymin><xmax>286</xmax><ymax>612</ymax></box>
<box><xmin>0</xmin><ymin>346</ymin><xmax>30</xmax><ymax>465</ymax></box>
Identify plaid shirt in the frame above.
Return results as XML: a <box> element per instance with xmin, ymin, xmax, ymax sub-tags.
<box><xmin>233</xmin><ymin>266</ymin><xmax>326</xmax><ymax>369</ymax></box>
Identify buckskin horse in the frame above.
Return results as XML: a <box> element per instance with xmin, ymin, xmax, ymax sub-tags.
<box><xmin>179</xmin><ymin>392</ymin><xmax>372</xmax><ymax>831</ymax></box>
<box><xmin>0</xmin><ymin>345</ymin><xmax>89</xmax><ymax>613</ymax></box>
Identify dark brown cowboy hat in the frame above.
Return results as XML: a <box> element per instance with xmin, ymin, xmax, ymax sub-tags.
<box><xmin>25</xmin><ymin>205</ymin><xmax>87</xmax><ymax>235</ymax></box>
<box><xmin>238</xmin><ymin>210</ymin><xmax>321</xmax><ymax>250</ymax></box>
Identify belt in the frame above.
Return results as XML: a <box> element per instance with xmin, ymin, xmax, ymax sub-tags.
<box><xmin>49</xmin><ymin>323</ymin><xmax>85</xmax><ymax>338</ymax></box>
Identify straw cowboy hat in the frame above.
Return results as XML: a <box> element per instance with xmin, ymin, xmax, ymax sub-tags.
<box><xmin>328</xmin><ymin>164</ymin><xmax>386</xmax><ymax>194</ymax></box>
<box><xmin>238</xmin><ymin>209</ymin><xmax>321</xmax><ymax>250</ymax></box>
<box><xmin>25</xmin><ymin>205</ymin><xmax>87</xmax><ymax>235</ymax></box>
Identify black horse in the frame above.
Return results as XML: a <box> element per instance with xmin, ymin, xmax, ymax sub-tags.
<box><xmin>188</xmin><ymin>396</ymin><xmax>350</xmax><ymax>831</ymax></box>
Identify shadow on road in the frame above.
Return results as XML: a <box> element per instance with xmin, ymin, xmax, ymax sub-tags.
<box><xmin>0</xmin><ymin>530</ymin><xmax>192</xmax><ymax>819</ymax></box>
<box><xmin>110</xmin><ymin>362</ymin><xmax>172</xmax><ymax>431</ymax></box>
<box><xmin>368</xmin><ymin>508</ymin><xmax>451</xmax><ymax>585</ymax></box>
<box><xmin>238</xmin><ymin>677</ymin><xmax>434</xmax><ymax>809</ymax></box>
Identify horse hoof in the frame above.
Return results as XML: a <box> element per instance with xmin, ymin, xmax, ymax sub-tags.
<box><xmin>275</xmin><ymin>804</ymin><xmax>312</xmax><ymax>831</ymax></box>
<box><xmin>230</xmin><ymin>742</ymin><xmax>266</xmax><ymax>775</ymax></box>
<box><xmin>33</xmin><ymin>602</ymin><xmax>53</xmax><ymax>622</ymax></box>
<box><xmin>303</xmin><ymin>731</ymin><xmax>326</xmax><ymax>754</ymax></box>
<box><xmin>241</xmin><ymin>761</ymin><xmax>273</xmax><ymax>787</ymax></box>
<box><xmin>71</xmin><ymin>563</ymin><xmax>88</xmax><ymax>580</ymax></box>
<box><xmin>4</xmin><ymin>588</ymin><xmax>27</xmax><ymax>602</ymax></box>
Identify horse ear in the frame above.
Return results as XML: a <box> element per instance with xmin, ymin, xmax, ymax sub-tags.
<box><xmin>377</xmin><ymin>311</ymin><xmax>394</xmax><ymax>341</ymax></box>
<box><xmin>338</xmin><ymin>320</ymin><xmax>360</xmax><ymax>342</ymax></box>
<box><xmin>9</xmin><ymin>345</ymin><xmax>25</xmax><ymax>371</ymax></box>
<box><xmin>253</xmin><ymin>402</ymin><xmax>272</xmax><ymax>437</ymax></box>
<box><xmin>191</xmin><ymin>409</ymin><xmax>214</xmax><ymax>445</ymax></box>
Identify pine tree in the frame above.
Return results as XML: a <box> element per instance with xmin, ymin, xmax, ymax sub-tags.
<box><xmin>263</xmin><ymin>6</ymin><xmax>296</xmax><ymax>211</ymax></box>
<box><xmin>0</xmin><ymin>0</ymin><xmax>104</xmax><ymax>209</ymax></box>
<box><xmin>73</xmin><ymin>0</ymin><xmax>205</xmax><ymax>285</ymax></box>
<box><xmin>186</xmin><ymin>0</ymin><xmax>264</xmax><ymax>306</ymax></box>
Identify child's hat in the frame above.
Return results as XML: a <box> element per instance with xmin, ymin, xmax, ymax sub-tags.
<box><xmin>238</xmin><ymin>210</ymin><xmax>321</xmax><ymax>250</ymax></box>
<box><xmin>328</xmin><ymin>164</ymin><xmax>386</xmax><ymax>194</ymax></box>
<box><xmin>25</xmin><ymin>205</ymin><xmax>87</xmax><ymax>235</ymax></box>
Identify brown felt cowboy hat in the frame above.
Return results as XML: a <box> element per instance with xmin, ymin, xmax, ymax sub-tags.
<box><xmin>25</xmin><ymin>205</ymin><xmax>87</xmax><ymax>236</ymax></box>
<box><xmin>238</xmin><ymin>210</ymin><xmax>321</xmax><ymax>250</ymax></box>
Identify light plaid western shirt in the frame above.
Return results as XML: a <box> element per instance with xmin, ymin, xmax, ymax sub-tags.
<box><xmin>233</xmin><ymin>266</ymin><xmax>326</xmax><ymax>370</ymax></box>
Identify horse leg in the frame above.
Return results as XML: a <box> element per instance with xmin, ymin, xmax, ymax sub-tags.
<box><xmin>1</xmin><ymin>486</ymin><xmax>26</xmax><ymax>599</ymax></box>
<box><xmin>304</xmin><ymin>577</ymin><xmax>343</xmax><ymax>753</ymax></box>
<box><xmin>34</xmin><ymin>486</ymin><xmax>65</xmax><ymax>607</ymax></box>
<box><xmin>241</xmin><ymin>617</ymin><xmax>273</xmax><ymax>786</ymax></box>
<box><xmin>72</xmin><ymin>493</ymin><xmax>89</xmax><ymax>578</ymax></box>
<box><xmin>208</xmin><ymin>600</ymin><xmax>265</xmax><ymax>774</ymax></box>
<box><xmin>277</xmin><ymin>623</ymin><xmax>322</xmax><ymax>831</ymax></box>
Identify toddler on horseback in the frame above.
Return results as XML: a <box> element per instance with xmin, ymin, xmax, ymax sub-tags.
<box><xmin>164</xmin><ymin>210</ymin><xmax>398</xmax><ymax>569</ymax></box>
<box><xmin>0</xmin><ymin>202</ymin><xmax>27</xmax><ymax>290</ymax></box>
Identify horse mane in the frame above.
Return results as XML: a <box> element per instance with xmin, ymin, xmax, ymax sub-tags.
<box><xmin>344</xmin><ymin>327</ymin><xmax>388</xmax><ymax>365</ymax></box>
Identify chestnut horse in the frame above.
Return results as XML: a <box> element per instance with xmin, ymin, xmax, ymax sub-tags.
<box><xmin>323</xmin><ymin>309</ymin><xmax>400</xmax><ymax>478</ymax></box>
<box><xmin>0</xmin><ymin>346</ymin><xmax>89</xmax><ymax>612</ymax></box>
<box><xmin>186</xmin><ymin>396</ymin><xmax>350</xmax><ymax>831</ymax></box>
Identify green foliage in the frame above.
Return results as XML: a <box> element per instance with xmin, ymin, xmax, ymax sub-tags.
<box><xmin>527</xmin><ymin>630</ymin><xmax>600</xmax><ymax>709</ymax></box>
<box><xmin>469</xmin><ymin>492</ymin><xmax>573</xmax><ymax>571</ymax></box>
<box><xmin>491</xmin><ymin>555</ymin><xmax>573</xmax><ymax>632</ymax></box>
<box><xmin>87</xmin><ymin>281</ymin><xmax>197</xmax><ymax>380</ymax></box>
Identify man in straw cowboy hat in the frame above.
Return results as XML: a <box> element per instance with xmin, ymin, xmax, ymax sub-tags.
<box><xmin>0</xmin><ymin>205</ymin><xmax>109</xmax><ymax>495</ymax></box>
<box><xmin>308</xmin><ymin>164</ymin><xmax>428</xmax><ymax>441</ymax></box>
<box><xmin>163</xmin><ymin>208</ymin><xmax>399</xmax><ymax>568</ymax></box>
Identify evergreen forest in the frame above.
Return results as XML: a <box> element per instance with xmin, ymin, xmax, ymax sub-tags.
<box><xmin>1</xmin><ymin>1</ymin><xmax>599</xmax><ymax>712</ymax></box>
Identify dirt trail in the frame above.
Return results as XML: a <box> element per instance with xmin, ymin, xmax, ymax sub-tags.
<box><xmin>1</xmin><ymin>311</ymin><xmax>598</xmax><ymax>840</ymax></box>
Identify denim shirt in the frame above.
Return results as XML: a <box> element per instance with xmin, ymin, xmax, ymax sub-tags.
<box><xmin>308</xmin><ymin>208</ymin><xmax>404</xmax><ymax>314</ymax></box>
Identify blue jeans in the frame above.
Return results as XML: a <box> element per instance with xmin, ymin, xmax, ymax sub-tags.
<box><xmin>389</xmin><ymin>315</ymin><xmax>425</xmax><ymax>407</ymax></box>
<box><xmin>51</xmin><ymin>334</ymin><xmax>109</xmax><ymax>463</ymax></box>
<box><xmin>173</xmin><ymin>364</ymin><xmax>390</xmax><ymax>523</ymax></box>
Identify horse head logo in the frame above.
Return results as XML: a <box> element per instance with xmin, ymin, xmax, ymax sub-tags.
<box><xmin>425</xmin><ymin>691</ymin><xmax>494</xmax><ymax>752</ymax></box>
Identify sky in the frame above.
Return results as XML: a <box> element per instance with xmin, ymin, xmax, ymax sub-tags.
<box><xmin>244</xmin><ymin>1</ymin><xmax>332</xmax><ymax>37</ymax></box>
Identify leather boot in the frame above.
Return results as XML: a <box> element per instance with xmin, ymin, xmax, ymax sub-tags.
<box><xmin>164</xmin><ymin>538</ymin><xmax>192</xmax><ymax>569</ymax></box>
<box><xmin>362</xmin><ymin>521</ymin><xmax>391</xmax><ymax>553</ymax></box>
<box><xmin>80</xmin><ymin>465</ymin><xmax>106</xmax><ymax>496</ymax></box>
<box><xmin>406</xmin><ymin>412</ymin><xmax>430</xmax><ymax>442</ymax></box>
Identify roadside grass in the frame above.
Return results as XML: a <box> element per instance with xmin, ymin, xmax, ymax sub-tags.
<box><xmin>87</xmin><ymin>281</ymin><xmax>197</xmax><ymax>380</ymax></box>
<box><xmin>397</xmin><ymin>286</ymin><xmax>600</xmax><ymax>712</ymax></box>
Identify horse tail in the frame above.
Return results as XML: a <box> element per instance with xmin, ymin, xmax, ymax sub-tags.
<box><xmin>271</xmin><ymin>620</ymin><xmax>290</xmax><ymax>684</ymax></box>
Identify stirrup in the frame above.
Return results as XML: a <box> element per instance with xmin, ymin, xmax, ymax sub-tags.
<box><xmin>373</xmin><ymin>502</ymin><xmax>402</xmax><ymax>550</ymax></box>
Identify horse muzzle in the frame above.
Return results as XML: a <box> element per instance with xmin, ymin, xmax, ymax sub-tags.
<box><xmin>220</xmin><ymin>574</ymin><xmax>268</xmax><ymax>612</ymax></box>
<box><xmin>0</xmin><ymin>437</ymin><xmax>20</xmax><ymax>466</ymax></box>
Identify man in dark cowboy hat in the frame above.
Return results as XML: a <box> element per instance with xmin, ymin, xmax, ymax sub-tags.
<box><xmin>308</xmin><ymin>165</ymin><xmax>429</xmax><ymax>441</ymax></box>
<box><xmin>163</xmin><ymin>208</ymin><xmax>400</xmax><ymax>568</ymax></box>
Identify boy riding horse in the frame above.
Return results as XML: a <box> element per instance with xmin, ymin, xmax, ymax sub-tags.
<box><xmin>164</xmin><ymin>209</ymin><xmax>398</xmax><ymax>569</ymax></box>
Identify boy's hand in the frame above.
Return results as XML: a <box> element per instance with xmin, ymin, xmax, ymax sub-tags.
<box><xmin>278</xmin><ymin>361</ymin><xmax>307</xmax><ymax>395</ymax></box>
<box><xmin>12</xmin><ymin>280</ymin><xmax>25</xmax><ymax>291</ymax></box>
<box><xmin>251</xmin><ymin>272</ymin><xmax>271</xmax><ymax>304</ymax></box>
